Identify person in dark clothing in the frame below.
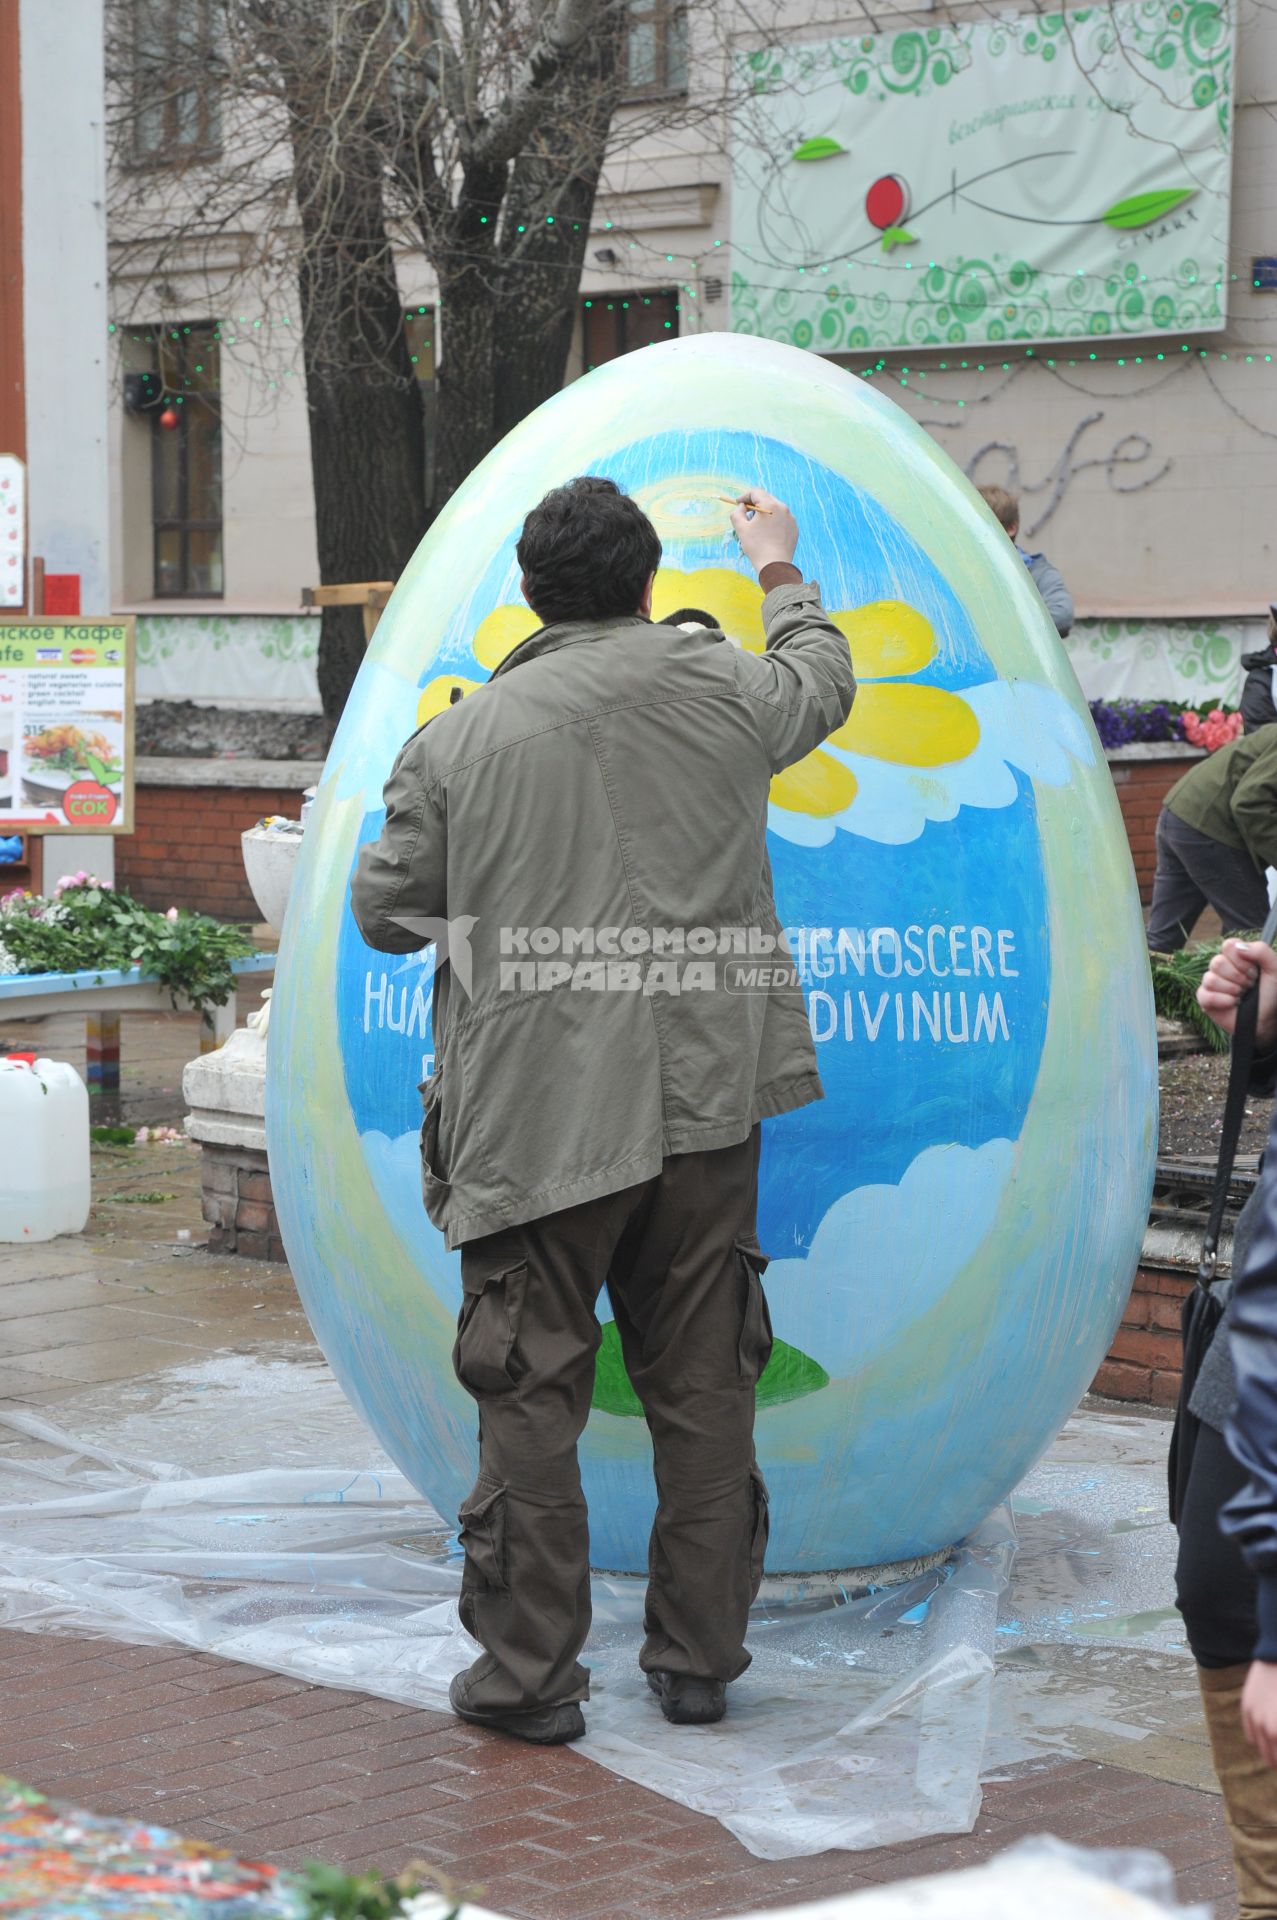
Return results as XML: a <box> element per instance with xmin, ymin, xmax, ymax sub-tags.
<box><xmin>1240</xmin><ymin>611</ymin><xmax>1277</xmax><ymax>735</ymax></box>
<box><xmin>1145</xmin><ymin>727</ymin><xmax>1277</xmax><ymax>952</ymax></box>
<box><xmin>1184</xmin><ymin>936</ymin><xmax>1277</xmax><ymax>1912</ymax></box>
<box><xmin>351</xmin><ymin>480</ymin><xmax>855</xmax><ymax>1747</ymax></box>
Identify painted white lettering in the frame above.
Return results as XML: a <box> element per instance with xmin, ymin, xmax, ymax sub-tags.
<box><xmin>943</xmin><ymin>991</ymin><xmax>970</xmax><ymax>1043</ymax></box>
<box><xmin>810</xmin><ymin>928</ymin><xmax>835</xmax><ymax>979</ymax></box>
<box><xmin>363</xmin><ymin>971</ymin><xmax>387</xmax><ymax>1032</ymax></box>
<box><xmin>913</xmin><ymin>991</ymin><xmax>942</xmax><ymax>1042</ymax></box>
<box><xmin>970</xmin><ymin>927</ymin><xmax>994</xmax><ymax>975</ymax></box>
<box><xmin>997</xmin><ymin>930</ymin><xmax>1019</xmax><ymax>977</ymax></box>
<box><xmin>872</xmin><ymin>928</ymin><xmax>903</xmax><ymax>977</ymax></box>
<box><xmin>837</xmin><ymin>927</ymin><xmax>867</xmax><ymax>976</ymax></box>
<box><xmin>809</xmin><ymin>989</ymin><xmax>838</xmax><ymax>1042</ymax></box>
<box><xmin>974</xmin><ymin>992</ymin><xmax>1010</xmax><ymax>1042</ymax></box>
<box><xmin>860</xmin><ymin>990</ymin><xmax>890</xmax><ymax>1041</ymax></box>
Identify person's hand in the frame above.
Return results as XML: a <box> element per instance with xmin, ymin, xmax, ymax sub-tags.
<box><xmin>730</xmin><ymin>489</ymin><xmax>799</xmax><ymax>574</ymax></box>
<box><xmin>1197</xmin><ymin>938</ymin><xmax>1277</xmax><ymax>1049</ymax></box>
<box><xmin>1243</xmin><ymin>1660</ymin><xmax>1277</xmax><ymax>1767</ymax></box>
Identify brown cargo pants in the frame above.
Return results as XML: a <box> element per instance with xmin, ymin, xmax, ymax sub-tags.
<box><xmin>452</xmin><ymin>1126</ymin><xmax>772</xmax><ymax>1716</ymax></box>
<box><xmin>1199</xmin><ymin>1665</ymin><xmax>1277</xmax><ymax>1917</ymax></box>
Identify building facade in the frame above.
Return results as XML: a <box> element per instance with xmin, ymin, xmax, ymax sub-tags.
<box><xmin>103</xmin><ymin>0</ymin><xmax>1277</xmax><ymax>718</ymax></box>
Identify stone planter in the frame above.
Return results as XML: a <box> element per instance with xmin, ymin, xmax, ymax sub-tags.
<box><xmin>183</xmin><ymin>818</ymin><xmax>305</xmax><ymax>1261</ymax></box>
<box><xmin>241</xmin><ymin>822</ymin><xmax>304</xmax><ymax>938</ymax></box>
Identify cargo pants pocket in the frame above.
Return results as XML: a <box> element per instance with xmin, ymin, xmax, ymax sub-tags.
<box><xmin>453</xmin><ymin>1258</ymin><xmax>528</xmax><ymax>1398</ymax></box>
<box><xmin>736</xmin><ymin>1239</ymin><xmax>774</xmax><ymax>1385</ymax></box>
<box><xmin>458</xmin><ymin>1474</ymin><xmax>509</xmax><ymax>1601</ymax></box>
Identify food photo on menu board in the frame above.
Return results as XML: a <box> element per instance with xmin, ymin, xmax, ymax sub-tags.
<box><xmin>0</xmin><ymin>619</ymin><xmax>134</xmax><ymax>831</ymax></box>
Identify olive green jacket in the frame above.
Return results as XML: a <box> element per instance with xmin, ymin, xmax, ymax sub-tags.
<box><xmin>351</xmin><ymin>581</ymin><xmax>856</xmax><ymax>1247</ymax></box>
<box><xmin>1166</xmin><ymin>723</ymin><xmax>1277</xmax><ymax>874</ymax></box>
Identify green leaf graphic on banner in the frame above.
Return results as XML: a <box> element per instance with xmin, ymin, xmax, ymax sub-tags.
<box><xmin>591</xmin><ymin>1320</ymin><xmax>829</xmax><ymax>1416</ymax></box>
<box><xmin>1101</xmin><ymin>187</ymin><xmax>1197</xmax><ymax>229</ymax></box>
<box><xmin>791</xmin><ymin>136</ymin><xmax>846</xmax><ymax>162</ymax></box>
<box><xmin>880</xmin><ymin>226</ymin><xmax>918</xmax><ymax>252</ymax></box>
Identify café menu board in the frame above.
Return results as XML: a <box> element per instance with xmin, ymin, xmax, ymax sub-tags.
<box><xmin>0</xmin><ymin>618</ymin><xmax>135</xmax><ymax>833</ymax></box>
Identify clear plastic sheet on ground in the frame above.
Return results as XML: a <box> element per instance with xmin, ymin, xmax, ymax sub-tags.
<box><xmin>0</xmin><ymin>1354</ymin><xmax>1189</xmax><ymax>1861</ymax></box>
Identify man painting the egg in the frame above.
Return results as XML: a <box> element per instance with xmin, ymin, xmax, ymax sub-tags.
<box><xmin>351</xmin><ymin>477</ymin><xmax>855</xmax><ymax>1744</ymax></box>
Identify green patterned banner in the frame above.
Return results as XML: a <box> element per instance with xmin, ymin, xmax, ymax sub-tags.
<box><xmin>731</xmin><ymin>2</ymin><xmax>1233</xmax><ymax>352</ymax></box>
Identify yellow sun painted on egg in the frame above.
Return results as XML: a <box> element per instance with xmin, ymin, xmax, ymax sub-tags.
<box><xmin>473</xmin><ymin>603</ymin><xmax>538</xmax><ymax>670</ymax></box>
<box><xmin>650</xmin><ymin>569</ymin><xmax>766</xmax><ymax>653</ymax></box>
<box><xmin>434</xmin><ymin>572</ymin><xmax>978</xmax><ymax>816</ymax></box>
<box><xmin>832</xmin><ymin>601</ymin><xmax>935</xmax><ymax>678</ymax></box>
<box><xmin>832</xmin><ymin>684</ymin><xmax>981</xmax><ymax>768</ymax></box>
<box><xmin>770</xmin><ymin>750</ymin><xmax>859</xmax><ymax>816</ymax></box>
<box><xmin>416</xmin><ymin>674</ymin><xmax>480</xmax><ymax>728</ymax></box>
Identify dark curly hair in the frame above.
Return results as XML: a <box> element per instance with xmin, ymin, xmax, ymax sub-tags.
<box><xmin>516</xmin><ymin>476</ymin><xmax>662</xmax><ymax>625</ymax></box>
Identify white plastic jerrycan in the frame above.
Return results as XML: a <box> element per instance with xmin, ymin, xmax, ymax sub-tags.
<box><xmin>0</xmin><ymin>1053</ymin><xmax>91</xmax><ymax>1241</ymax></box>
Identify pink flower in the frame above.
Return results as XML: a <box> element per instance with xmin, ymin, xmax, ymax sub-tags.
<box><xmin>1184</xmin><ymin>708</ymin><xmax>1242</xmax><ymax>753</ymax></box>
<box><xmin>165</xmin><ymin>907</ymin><xmax>179</xmax><ymax>921</ymax></box>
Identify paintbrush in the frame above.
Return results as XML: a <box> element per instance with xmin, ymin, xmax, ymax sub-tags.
<box><xmin>718</xmin><ymin>495</ymin><xmax>774</xmax><ymax>514</ymax></box>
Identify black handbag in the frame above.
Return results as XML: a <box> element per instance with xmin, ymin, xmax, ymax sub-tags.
<box><xmin>1168</xmin><ymin>909</ymin><xmax>1277</xmax><ymax>1524</ymax></box>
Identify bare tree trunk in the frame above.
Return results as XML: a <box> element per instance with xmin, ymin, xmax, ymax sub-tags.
<box><xmin>429</xmin><ymin>5</ymin><xmax>626</xmax><ymax>511</ymax></box>
<box><xmin>287</xmin><ymin>95</ymin><xmax>427</xmax><ymax>720</ymax></box>
<box><xmin>491</xmin><ymin>16</ymin><xmax>626</xmax><ymax>439</ymax></box>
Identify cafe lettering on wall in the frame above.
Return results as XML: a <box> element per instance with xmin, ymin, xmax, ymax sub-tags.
<box><xmin>0</xmin><ymin>617</ymin><xmax>135</xmax><ymax>834</ymax></box>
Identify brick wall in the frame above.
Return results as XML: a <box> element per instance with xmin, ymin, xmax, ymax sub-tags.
<box><xmin>200</xmin><ymin>1142</ymin><xmax>286</xmax><ymax>1261</ymax></box>
<box><xmin>117</xmin><ymin>782</ymin><xmax>302</xmax><ymax>920</ymax></box>
<box><xmin>1107</xmin><ymin>753</ymin><xmax>1201</xmax><ymax>904</ymax></box>
<box><xmin>1091</xmin><ymin>1264</ymin><xmax>1189</xmax><ymax>1406</ymax></box>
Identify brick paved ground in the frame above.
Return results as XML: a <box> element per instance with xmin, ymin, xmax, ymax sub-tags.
<box><xmin>0</xmin><ymin>1002</ymin><xmax>1245</xmax><ymax>1917</ymax></box>
<box><xmin>0</xmin><ymin>1631</ymin><xmax>1240</xmax><ymax>1918</ymax></box>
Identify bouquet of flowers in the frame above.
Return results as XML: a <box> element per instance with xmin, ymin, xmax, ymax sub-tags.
<box><xmin>1182</xmin><ymin>707</ymin><xmax>1244</xmax><ymax>752</ymax></box>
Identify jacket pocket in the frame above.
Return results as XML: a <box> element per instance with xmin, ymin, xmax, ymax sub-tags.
<box><xmin>453</xmin><ymin>1259</ymin><xmax>528</xmax><ymax>1398</ymax></box>
<box><xmin>418</xmin><ymin>1070</ymin><xmax>450</xmax><ymax>1212</ymax></box>
<box><xmin>749</xmin><ymin>1464</ymin><xmax>770</xmax><ymax>1587</ymax></box>
<box><xmin>736</xmin><ymin>1238</ymin><xmax>774</xmax><ymax>1385</ymax></box>
<box><xmin>458</xmin><ymin>1474</ymin><xmax>508</xmax><ymax>1595</ymax></box>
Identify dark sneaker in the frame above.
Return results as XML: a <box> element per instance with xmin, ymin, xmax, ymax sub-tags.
<box><xmin>449</xmin><ymin>1672</ymin><xmax>585</xmax><ymax>1745</ymax></box>
<box><xmin>647</xmin><ymin>1669</ymin><xmax>727</xmax><ymax>1725</ymax></box>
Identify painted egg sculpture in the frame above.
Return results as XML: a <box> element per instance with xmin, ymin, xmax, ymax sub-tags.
<box><xmin>268</xmin><ymin>333</ymin><xmax>1156</xmax><ymax>1575</ymax></box>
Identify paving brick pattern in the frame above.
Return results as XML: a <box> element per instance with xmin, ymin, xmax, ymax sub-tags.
<box><xmin>0</xmin><ymin>1631</ymin><xmax>1239</xmax><ymax>1919</ymax></box>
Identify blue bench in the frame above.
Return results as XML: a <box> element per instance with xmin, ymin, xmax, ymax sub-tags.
<box><xmin>0</xmin><ymin>952</ymin><xmax>276</xmax><ymax>1091</ymax></box>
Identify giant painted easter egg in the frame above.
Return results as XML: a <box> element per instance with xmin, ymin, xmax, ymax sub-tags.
<box><xmin>268</xmin><ymin>334</ymin><xmax>1156</xmax><ymax>1575</ymax></box>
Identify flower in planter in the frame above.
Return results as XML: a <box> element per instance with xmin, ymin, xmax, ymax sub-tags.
<box><xmin>1183</xmin><ymin>707</ymin><xmax>1244</xmax><ymax>752</ymax></box>
<box><xmin>0</xmin><ymin>881</ymin><xmax>255</xmax><ymax>1011</ymax></box>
